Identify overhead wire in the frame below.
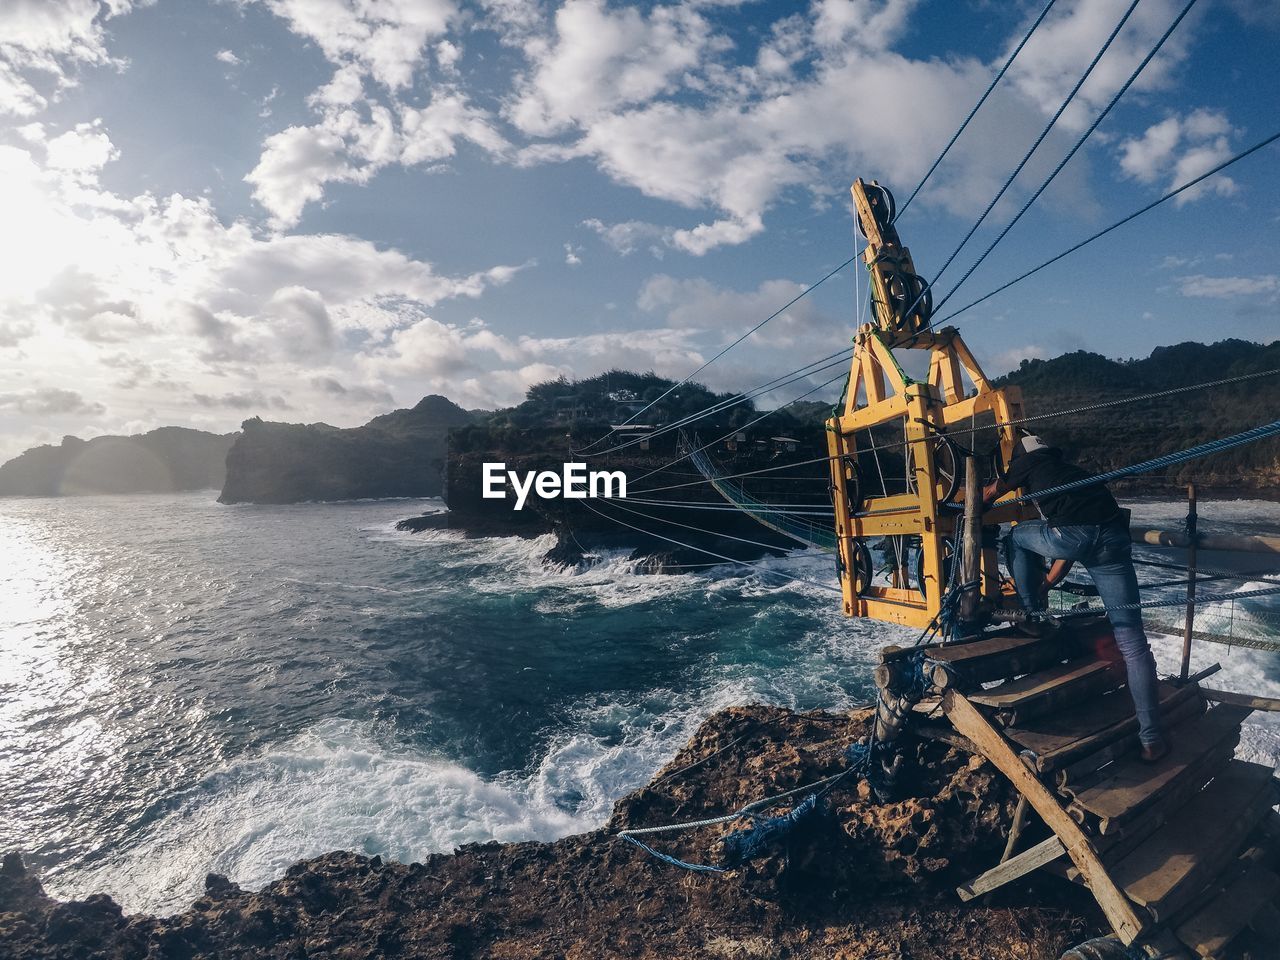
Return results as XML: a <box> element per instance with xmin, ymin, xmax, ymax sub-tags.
<box><xmin>930</xmin><ymin>0</ymin><xmax>1199</xmax><ymax>316</ymax></box>
<box><xmin>578</xmin><ymin>347</ymin><xmax>854</xmax><ymax>459</ymax></box>
<box><xmin>897</xmin><ymin>0</ymin><xmax>1060</xmax><ymax>217</ymax></box>
<box><xmin>575</xmin><ymin>0</ymin><xmax>1061</xmax><ymax>461</ymax></box>
<box><xmin>895</xmin><ymin>0</ymin><xmax>1142</xmax><ymax>327</ymax></box>
<box><xmin>932</xmin><ymin>129</ymin><xmax>1280</xmax><ymax>325</ymax></box>
<box><xmin>576</xmin><ymin>257</ymin><xmax>858</xmax><ymax>452</ymax></box>
<box><xmin>627</xmin><ymin>368</ymin><xmax>850</xmax><ymax>486</ymax></box>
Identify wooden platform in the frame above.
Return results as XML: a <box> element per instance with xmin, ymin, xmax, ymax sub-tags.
<box><xmin>886</xmin><ymin>620</ymin><xmax>1280</xmax><ymax>959</ymax></box>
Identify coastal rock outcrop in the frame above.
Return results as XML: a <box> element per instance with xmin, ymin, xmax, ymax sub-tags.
<box><xmin>0</xmin><ymin>427</ymin><xmax>236</xmax><ymax>497</ymax></box>
<box><xmin>0</xmin><ymin>705</ymin><xmax>1109</xmax><ymax>959</ymax></box>
<box><xmin>218</xmin><ymin>396</ymin><xmax>473</xmax><ymax>504</ymax></box>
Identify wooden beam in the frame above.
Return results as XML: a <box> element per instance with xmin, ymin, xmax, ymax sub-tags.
<box><xmin>957</xmin><ymin>835</ymin><xmax>1066</xmax><ymax>902</ymax></box>
<box><xmin>1200</xmin><ymin>687</ymin><xmax>1280</xmax><ymax>711</ymax></box>
<box><xmin>942</xmin><ymin>690</ymin><xmax>1147</xmax><ymax>944</ymax></box>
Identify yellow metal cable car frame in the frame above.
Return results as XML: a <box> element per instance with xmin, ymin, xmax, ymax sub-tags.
<box><xmin>826</xmin><ymin>178</ymin><xmax>1039</xmax><ymax>629</ymax></box>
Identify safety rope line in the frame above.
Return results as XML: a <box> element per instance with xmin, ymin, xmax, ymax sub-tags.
<box><xmin>895</xmin><ymin>0</ymin><xmax>1141</xmax><ymax>328</ymax></box>
<box><xmin>609</xmin><ymin>497</ymin><xmax>822</xmax><ymax>558</ymax></box>
<box><xmin>577</xmin><ymin>259</ymin><xmax>857</xmax><ymax>452</ymax></box>
<box><xmin>619</xmin><ymin>498</ymin><xmax>836</xmax><ymax>517</ymax></box>
<box><xmin>577</xmin><ymin>348</ymin><xmax>853</xmax><ymax>460</ymax></box>
<box><xmin>935</xmin><ymin>129</ymin><xmax>1280</xmax><ymax>325</ymax></box>
<box><xmin>627</xmin><ymin>369</ymin><xmax>850</xmax><ymax>486</ymax></box>
<box><xmin>580</xmin><ymin>499</ymin><xmax>841</xmax><ymax>595</ymax></box>
<box><xmin>1133</xmin><ymin>556</ymin><xmax>1280</xmax><ymax>585</ymax></box>
<box><xmin>931</xmin><ymin>0</ymin><xmax>1198</xmax><ymax>315</ymax></box>
<box><xmin>1036</xmin><ymin>583</ymin><xmax>1280</xmax><ymax>619</ymax></box>
<box><xmin>1002</xmin><ymin>419</ymin><xmax>1280</xmax><ymax>506</ymax></box>
<box><xmin>897</xmin><ymin>0</ymin><xmax>1059</xmax><ymax>217</ymax></box>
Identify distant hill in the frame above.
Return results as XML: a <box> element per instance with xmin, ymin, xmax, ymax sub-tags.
<box><xmin>218</xmin><ymin>395</ymin><xmax>474</xmax><ymax>504</ymax></box>
<box><xmin>994</xmin><ymin>339</ymin><xmax>1280</xmax><ymax>491</ymax></box>
<box><xmin>0</xmin><ymin>427</ymin><xmax>236</xmax><ymax>497</ymax></box>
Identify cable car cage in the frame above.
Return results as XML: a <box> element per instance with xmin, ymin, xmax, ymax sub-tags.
<box><xmin>826</xmin><ymin>179</ymin><xmax>1039</xmax><ymax>630</ymax></box>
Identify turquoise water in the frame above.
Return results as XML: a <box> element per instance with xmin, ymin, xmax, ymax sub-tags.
<box><xmin>1</xmin><ymin>491</ymin><xmax>1277</xmax><ymax>915</ymax></box>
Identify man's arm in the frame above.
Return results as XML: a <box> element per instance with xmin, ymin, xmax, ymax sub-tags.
<box><xmin>1044</xmin><ymin>559</ymin><xmax>1073</xmax><ymax>589</ymax></box>
<box><xmin>983</xmin><ymin>477</ymin><xmax>1012</xmax><ymax>505</ymax></box>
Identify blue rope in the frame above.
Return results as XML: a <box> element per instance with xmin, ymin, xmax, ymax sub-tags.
<box><xmin>898</xmin><ymin>0</ymin><xmax>1059</xmax><ymax>217</ymax></box>
<box><xmin>620</xmin><ymin>834</ymin><xmax>726</xmax><ymax>874</ymax></box>
<box><xmin>1005</xmin><ymin>419</ymin><xmax>1280</xmax><ymax>505</ymax></box>
<box><xmin>932</xmin><ymin>0</ymin><xmax>1199</xmax><ymax>315</ymax></box>
<box><xmin>719</xmin><ymin>793</ymin><xmax>821</xmax><ymax>868</ymax></box>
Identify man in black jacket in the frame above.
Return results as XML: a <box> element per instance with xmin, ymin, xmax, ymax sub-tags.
<box><xmin>983</xmin><ymin>433</ymin><xmax>1167</xmax><ymax>761</ymax></box>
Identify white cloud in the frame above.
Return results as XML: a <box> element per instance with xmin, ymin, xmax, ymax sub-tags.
<box><xmin>0</xmin><ymin>133</ymin><xmax>532</xmax><ymax>457</ymax></box>
<box><xmin>1177</xmin><ymin>274</ymin><xmax>1279</xmax><ymax>299</ymax></box>
<box><xmin>582</xmin><ymin>218</ymin><xmax>669</xmax><ymax>256</ymax></box>
<box><xmin>1006</xmin><ymin>0</ymin><xmax>1199</xmax><ymax>130</ymax></box>
<box><xmin>1119</xmin><ymin>108</ymin><xmax>1239</xmax><ymax>204</ymax></box>
<box><xmin>0</xmin><ymin>386</ymin><xmax>105</xmax><ymax>417</ymax></box>
<box><xmin>0</xmin><ymin>0</ymin><xmax>150</xmax><ymax>116</ymax></box>
<box><xmin>563</xmin><ymin>243</ymin><xmax>581</xmax><ymax>266</ymax></box>
<box><xmin>255</xmin><ymin>0</ymin><xmax>456</xmax><ymax>91</ymax></box>
<box><xmin>507</xmin><ymin>0</ymin><xmax>714</xmax><ymax>136</ymax></box>
<box><xmin>215</xmin><ymin>49</ymin><xmax>242</xmax><ymax>66</ymax></box>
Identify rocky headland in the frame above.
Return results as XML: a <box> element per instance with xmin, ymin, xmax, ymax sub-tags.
<box><xmin>218</xmin><ymin>396</ymin><xmax>474</xmax><ymax>504</ymax></box>
<box><xmin>0</xmin><ymin>427</ymin><xmax>236</xmax><ymax>497</ymax></box>
<box><xmin>0</xmin><ymin>704</ymin><xmax>1115</xmax><ymax>960</ymax></box>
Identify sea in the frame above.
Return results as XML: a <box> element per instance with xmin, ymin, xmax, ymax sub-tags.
<box><xmin>2</xmin><ymin>491</ymin><xmax>1279</xmax><ymax>916</ymax></box>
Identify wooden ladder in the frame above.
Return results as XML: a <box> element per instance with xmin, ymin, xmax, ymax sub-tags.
<box><xmin>888</xmin><ymin>619</ymin><xmax>1280</xmax><ymax>958</ymax></box>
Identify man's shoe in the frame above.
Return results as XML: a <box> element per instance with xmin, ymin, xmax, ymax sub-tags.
<box><xmin>1015</xmin><ymin>613</ymin><xmax>1058</xmax><ymax>639</ymax></box>
<box><xmin>1140</xmin><ymin>739</ymin><xmax>1170</xmax><ymax>763</ymax></box>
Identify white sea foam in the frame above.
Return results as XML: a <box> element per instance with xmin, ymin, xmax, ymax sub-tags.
<box><xmin>51</xmin><ymin>719</ymin><xmax>591</xmax><ymax>917</ymax></box>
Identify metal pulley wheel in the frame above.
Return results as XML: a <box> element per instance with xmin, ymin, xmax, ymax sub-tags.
<box><xmin>906</xmin><ymin>434</ymin><xmax>962</xmax><ymax>504</ymax></box>
<box><xmin>839</xmin><ymin>539</ymin><xmax>874</xmax><ymax>597</ymax></box>
<box><xmin>914</xmin><ymin>536</ymin><xmax>955</xmax><ymax>598</ymax></box>
<box><xmin>856</xmin><ymin>183</ymin><xmax>896</xmax><ymax>238</ymax></box>
<box><xmin>836</xmin><ymin>454</ymin><xmax>861</xmax><ymax>508</ymax></box>
<box><xmin>884</xmin><ymin>270</ymin><xmax>932</xmax><ymax>325</ymax></box>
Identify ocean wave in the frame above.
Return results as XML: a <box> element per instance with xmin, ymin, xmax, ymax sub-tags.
<box><xmin>50</xmin><ymin>719</ymin><xmax>591</xmax><ymax>917</ymax></box>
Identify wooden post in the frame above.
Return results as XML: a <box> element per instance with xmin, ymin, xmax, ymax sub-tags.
<box><xmin>1180</xmin><ymin>484</ymin><xmax>1198</xmax><ymax>682</ymax></box>
<box><xmin>958</xmin><ymin>456</ymin><xmax>982</xmax><ymax>623</ymax></box>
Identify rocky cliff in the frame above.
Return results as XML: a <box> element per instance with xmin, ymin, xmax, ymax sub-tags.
<box><xmin>0</xmin><ymin>427</ymin><xmax>236</xmax><ymax>497</ymax></box>
<box><xmin>218</xmin><ymin>396</ymin><xmax>474</xmax><ymax>504</ymax></box>
<box><xmin>0</xmin><ymin>704</ymin><xmax>1116</xmax><ymax>960</ymax></box>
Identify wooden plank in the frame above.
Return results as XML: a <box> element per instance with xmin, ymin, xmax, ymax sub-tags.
<box><xmin>1175</xmin><ymin>866</ymin><xmax>1280</xmax><ymax>958</ymax></box>
<box><xmin>1200</xmin><ymin>687</ymin><xmax>1280</xmax><ymax>712</ymax></box>
<box><xmin>1109</xmin><ymin>761</ymin><xmax>1278</xmax><ymax>924</ymax></box>
<box><xmin>956</xmin><ymin>835</ymin><xmax>1066</xmax><ymax>902</ymax></box>
<box><xmin>1085</xmin><ymin>741</ymin><xmax>1237</xmax><ymax>837</ymax></box>
<box><xmin>1055</xmin><ymin>693</ymin><xmax>1206</xmax><ymax>792</ymax></box>
<box><xmin>926</xmin><ymin>632</ymin><xmax>1085</xmax><ymax>685</ymax></box>
<box><xmin>970</xmin><ymin>658</ymin><xmax>1124</xmax><ymax>725</ymax></box>
<box><xmin>1064</xmin><ymin>703</ymin><xmax>1250</xmax><ymax>826</ymax></box>
<box><xmin>942</xmin><ymin>690</ymin><xmax>1148</xmax><ymax>944</ymax></box>
<box><xmin>1019</xmin><ymin>682</ymin><xmax>1201</xmax><ymax>772</ymax></box>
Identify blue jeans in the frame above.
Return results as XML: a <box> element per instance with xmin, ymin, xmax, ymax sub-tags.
<box><xmin>1009</xmin><ymin>520</ymin><xmax>1162</xmax><ymax>745</ymax></box>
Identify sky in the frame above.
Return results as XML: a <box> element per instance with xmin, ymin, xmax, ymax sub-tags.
<box><xmin>0</xmin><ymin>0</ymin><xmax>1277</xmax><ymax>463</ymax></box>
